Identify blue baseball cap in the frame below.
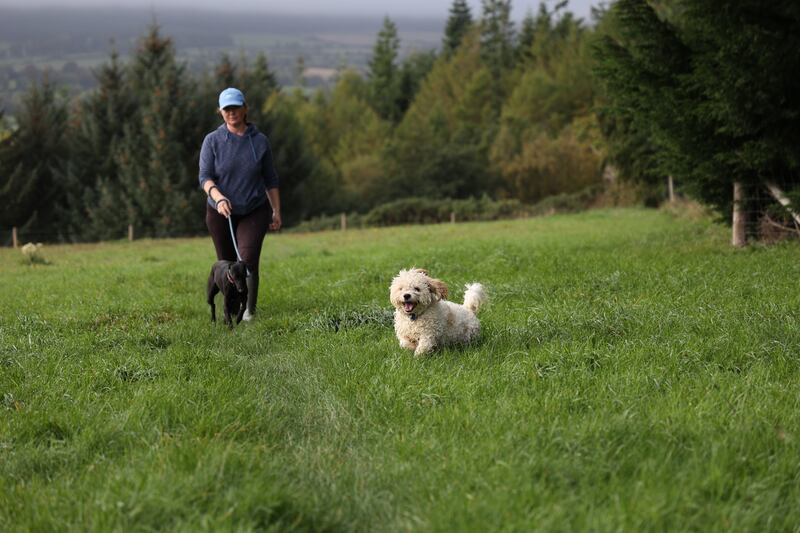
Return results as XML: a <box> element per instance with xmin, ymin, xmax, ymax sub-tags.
<box><xmin>218</xmin><ymin>87</ymin><xmax>246</xmax><ymax>109</ymax></box>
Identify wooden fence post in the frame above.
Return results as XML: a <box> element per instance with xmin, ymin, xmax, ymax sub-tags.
<box><xmin>450</xmin><ymin>212</ymin><xmax>456</xmax><ymax>224</ymax></box>
<box><xmin>128</xmin><ymin>224</ymin><xmax>134</xmax><ymax>242</ymax></box>
<box><xmin>765</xmin><ymin>181</ymin><xmax>800</xmax><ymax>227</ymax></box>
<box><xmin>732</xmin><ymin>181</ymin><xmax>746</xmax><ymax>247</ymax></box>
<box><xmin>12</xmin><ymin>226</ymin><xmax>18</xmax><ymax>248</ymax></box>
<box><xmin>668</xmin><ymin>175</ymin><xmax>675</xmax><ymax>203</ymax></box>
<box><xmin>340</xmin><ymin>213</ymin><xmax>347</xmax><ymax>231</ymax></box>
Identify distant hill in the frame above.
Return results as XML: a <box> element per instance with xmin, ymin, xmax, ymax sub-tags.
<box><xmin>0</xmin><ymin>7</ymin><xmax>443</xmax><ymax>114</ymax></box>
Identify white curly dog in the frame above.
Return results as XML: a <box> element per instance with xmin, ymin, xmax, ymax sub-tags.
<box><xmin>390</xmin><ymin>268</ymin><xmax>487</xmax><ymax>356</ymax></box>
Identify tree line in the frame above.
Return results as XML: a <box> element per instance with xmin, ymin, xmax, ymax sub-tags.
<box><xmin>594</xmin><ymin>0</ymin><xmax>800</xmax><ymax>241</ymax></box>
<box><xmin>1</xmin><ymin>0</ymin><xmax>798</xmax><ymax>243</ymax></box>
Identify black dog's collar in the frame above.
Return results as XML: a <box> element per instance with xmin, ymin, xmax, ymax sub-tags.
<box><xmin>226</xmin><ymin>269</ymin><xmax>235</xmax><ymax>284</ymax></box>
<box><xmin>410</xmin><ymin>313</ymin><xmax>417</xmax><ymax>321</ymax></box>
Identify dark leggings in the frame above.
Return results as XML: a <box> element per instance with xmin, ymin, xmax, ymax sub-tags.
<box><xmin>205</xmin><ymin>203</ymin><xmax>270</xmax><ymax>274</ymax></box>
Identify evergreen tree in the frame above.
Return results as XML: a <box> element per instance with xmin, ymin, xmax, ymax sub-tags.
<box><xmin>251</xmin><ymin>53</ymin><xmax>279</xmax><ymax>96</ymax></box>
<box><xmin>214</xmin><ymin>53</ymin><xmax>237</xmax><ymax>88</ymax></box>
<box><xmin>242</xmin><ymin>52</ymin><xmax>280</xmax><ymax>128</ymax></box>
<box><xmin>479</xmin><ymin>0</ymin><xmax>515</xmax><ymax>115</ymax></box>
<box><xmin>397</xmin><ymin>50</ymin><xmax>437</xmax><ymax>116</ymax></box>
<box><xmin>384</xmin><ymin>31</ymin><xmax>492</xmax><ymax>202</ymax></box>
<box><xmin>0</xmin><ymin>78</ymin><xmax>68</xmax><ymax>236</ymax></box>
<box><xmin>285</xmin><ymin>96</ymin><xmax>342</xmax><ymax>217</ymax></box>
<box><xmin>480</xmin><ymin>0</ymin><xmax>515</xmax><ymax>69</ymax></box>
<box><xmin>59</xmin><ymin>49</ymin><xmax>137</xmax><ymax>241</ymax></box>
<box><xmin>321</xmin><ymin>70</ymin><xmax>390</xmax><ymax>208</ymax></box>
<box><xmin>594</xmin><ymin>0</ymin><xmax>800</xmax><ymax>216</ymax></box>
<box><xmin>367</xmin><ymin>16</ymin><xmax>402</xmax><ymax>122</ymax></box>
<box><xmin>516</xmin><ymin>10</ymin><xmax>537</xmax><ymax>63</ymax></box>
<box><xmin>294</xmin><ymin>55</ymin><xmax>307</xmax><ymax>88</ymax></box>
<box><xmin>488</xmin><ymin>2</ymin><xmax>603</xmax><ymax>203</ymax></box>
<box><xmin>442</xmin><ymin>0</ymin><xmax>473</xmax><ymax>57</ymax></box>
<box><xmin>115</xmin><ymin>23</ymin><xmax>203</xmax><ymax>237</ymax></box>
<box><xmin>517</xmin><ymin>2</ymin><xmax>572</xmax><ymax>65</ymax></box>
<box><xmin>591</xmin><ymin>4</ymin><xmax>663</xmax><ymax>191</ymax></box>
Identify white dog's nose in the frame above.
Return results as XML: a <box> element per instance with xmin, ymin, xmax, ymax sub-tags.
<box><xmin>403</xmin><ymin>293</ymin><xmax>411</xmax><ymax>301</ymax></box>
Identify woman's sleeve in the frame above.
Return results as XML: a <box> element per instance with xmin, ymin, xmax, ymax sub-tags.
<box><xmin>198</xmin><ymin>135</ymin><xmax>215</xmax><ymax>189</ymax></box>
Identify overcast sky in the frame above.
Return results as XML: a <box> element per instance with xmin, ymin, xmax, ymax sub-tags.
<box><xmin>0</xmin><ymin>0</ymin><xmax>599</xmax><ymax>20</ymax></box>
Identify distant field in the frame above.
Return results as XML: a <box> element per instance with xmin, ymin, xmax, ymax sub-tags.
<box><xmin>2</xmin><ymin>208</ymin><xmax>799</xmax><ymax>530</ymax></box>
<box><xmin>314</xmin><ymin>30</ymin><xmax>441</xmax><ymax>47</ymax></box>
<box><xmin>230</xmin><ymin>33</ymin><xmax>312</xmax><ymax>49</ymax></box>
<box><xmin>0</xmin><ymin>8</ymin><xmax>442</xmax><ymax>113</ymax></box>
<box><xmin>0</xmin><ymin>53</ymin><xmax>110</xmax><ymax>70</ymax></box>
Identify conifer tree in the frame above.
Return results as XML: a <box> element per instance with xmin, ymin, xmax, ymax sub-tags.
<box><xmin>314</xmin><ymin>69</ymin><xmax>390</xmax><ymax>208</ymax></box>
<box><xmin>59</xmin><ymin>49</ymin><xmax>137</xmax><ymax>240</ymax></box>
<box><xmin>397</xmin><ymin>50</ymin><xmax>437</xmax><ymax>116</ymax></box>
<box><xmin>594</xmin><ymin>0</ymin><xmax>800</xmax><ymax>216</ymax></box>
<box><xmin>251</xmin><ymin>53</ymin><xmax>279</xmax><ymax>96</ymax></box>
<box><xmin>0</xmin><ymin>78</ymin><xmax>68</xmax><ymax>235</ymax></box>
<box><xmin>480</xmin><ymin>0</ymin><xmax>515</xmax><ymax>69</ymax></box>
<box><xmin>491</xmin><ymin>7</ymin><xmax>601</xmax><ymax>203</ymax></box>
<box><xmin>294</xmin><ymin>56</ymin><xmax>307</xmax><ymax>88</ymax></box>
<box><xmin>384</xmin><ymin>31</ymin><xmax>492</xmax><ymax>202</ymax></box>
<box><xmin>367</xmin><ymin>16</ymin><xmax>402</xmax><ymax>122</ymax></box>
<box><xmin>443</xmin><ymin>0</ymin><xmax>473</xmax><ymax>57</ymax></box>
<box><xmin>115</xmin><ymin>23</ymin><xmax>202</xmax><ymax>237</ymax></box>
<box><xmin>214</xmin><ymin>53</ymin><xmax>237</xmax><ymax>88</ymax></box>
<box><xmin>479</xmin><ymin>0</ymin><xmax>515</xmax><ymax>115</ymax></box>
<box><xmin>242</xmin><ymin>52</ymin><xmax>280</xmax><ymax>128</ymax></box>
<box><xmin>516</xmin><ymin>11</ymin><xmax>537</xmax><ymax>63</ymax></box>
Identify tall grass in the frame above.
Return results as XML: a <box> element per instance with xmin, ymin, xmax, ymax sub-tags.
<box><xmin>2</xmin><ymin>208</ymin><xmax>799</xmax><ymax>531</ymax></box>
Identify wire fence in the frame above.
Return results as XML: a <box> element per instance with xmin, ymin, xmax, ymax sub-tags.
<box><xmin>3</xmin><ymin>178</ymin><xmax>799</xmax><ymax>248</ymax></box>
<box><xmin>743</xmin><ymin>178</ymin><xmax>800</xmax><ymax>243</ymax></box>
<box><xmin>665</xmin><ymin>175</ymin><xmax>800</xmax><ymax>245</ymax></box>
<box><xmin>0</xmin><ymin>225</ymin><xmax>210</xmax><ymax>248</ymax></box>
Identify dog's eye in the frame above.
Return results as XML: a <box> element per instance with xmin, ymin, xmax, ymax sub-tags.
<box><xmin>414</xmin><ymin>287</ymin><xmax>420</xmax><ymax>292</ymax></box>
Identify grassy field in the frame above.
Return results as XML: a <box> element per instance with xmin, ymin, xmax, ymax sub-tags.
<box><xmin>2</xmin><ymin>208</ymin><xmax>800</xmax><ymax>531</ymax></box>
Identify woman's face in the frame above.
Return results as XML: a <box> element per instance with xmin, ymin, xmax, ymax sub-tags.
<box><xmin>221</xmin><ymin>104</ymin><xmax>246</xmax><ymax>130</ymax></box>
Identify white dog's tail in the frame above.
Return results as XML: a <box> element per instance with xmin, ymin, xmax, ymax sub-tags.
<box><xmin>463</xmin><ymin>283</ymin><xmax>487</xmax><ymax>314</ymax></box>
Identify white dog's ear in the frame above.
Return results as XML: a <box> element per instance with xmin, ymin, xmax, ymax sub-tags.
<box><xmin>428</xmin><ymin>278</ymin><xmax>449</xmax><ymax>301</ymax></box>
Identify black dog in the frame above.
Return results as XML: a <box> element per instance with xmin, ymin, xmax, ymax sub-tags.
<box><xmin>207</xmin><ymin>260</ymin><xmax>248</xmax><ymax>328</ymax></box>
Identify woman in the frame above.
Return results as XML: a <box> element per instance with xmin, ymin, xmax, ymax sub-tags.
<box><xmin>199</xmin><ymin>87</ymin><xmax>281</xmax><ymax>321</ymax></box>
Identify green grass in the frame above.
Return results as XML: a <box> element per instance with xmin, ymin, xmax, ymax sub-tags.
<box><xmin>2</xmin><ymin>208</ymin><xmax>800</xmax><ymax>531</ymax></box>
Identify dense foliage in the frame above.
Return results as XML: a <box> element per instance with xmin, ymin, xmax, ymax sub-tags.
<box><xmin>6</xmin><ymin>0</ymin><xmax>797</xmax><ymax>242</ymax></box>
<box><xmin>0</xmin><ymin>1</ymin><xmax>606</xmax><ymax>242</ymax></box>
<box><xmin>594</xmin><ymin>0</ymin><xmax>800</xmax><ymax>221</ymax></box>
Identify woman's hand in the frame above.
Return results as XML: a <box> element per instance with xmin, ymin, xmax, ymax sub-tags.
<box><xmin>267</xmin><ymin>188</ymin><xmax>281</xmax><ymax>231</ymax></box>
<box><xmin>216</xmin><ymin>197</ymin><xmax>232</xmax><ymax>218</ymax></box>
<box><xmin>205</xmin><ymin>183</ymin><xmax>232</xmax><ymax>218</ymax></box>
<box><xmin>270</xmin><ymin>211</ymin><xmax>282</xmax><ymax>231</ymax></box>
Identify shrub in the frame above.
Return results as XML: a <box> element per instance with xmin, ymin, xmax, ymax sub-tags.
<box><xmin>287</xmin><ymin>189</ymin><xmax>611</xmax><ymax>233</ymax></box>
<box><xmin>290</xmin><ymin>212</ymin><xmax>366</xmax><ymax>233</ymax></box>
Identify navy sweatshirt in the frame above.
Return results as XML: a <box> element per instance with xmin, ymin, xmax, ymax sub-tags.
<box><xmin>198</xmin><ymin>123</ymin><xmax>279</xmax><ymax>216</ymax></box>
